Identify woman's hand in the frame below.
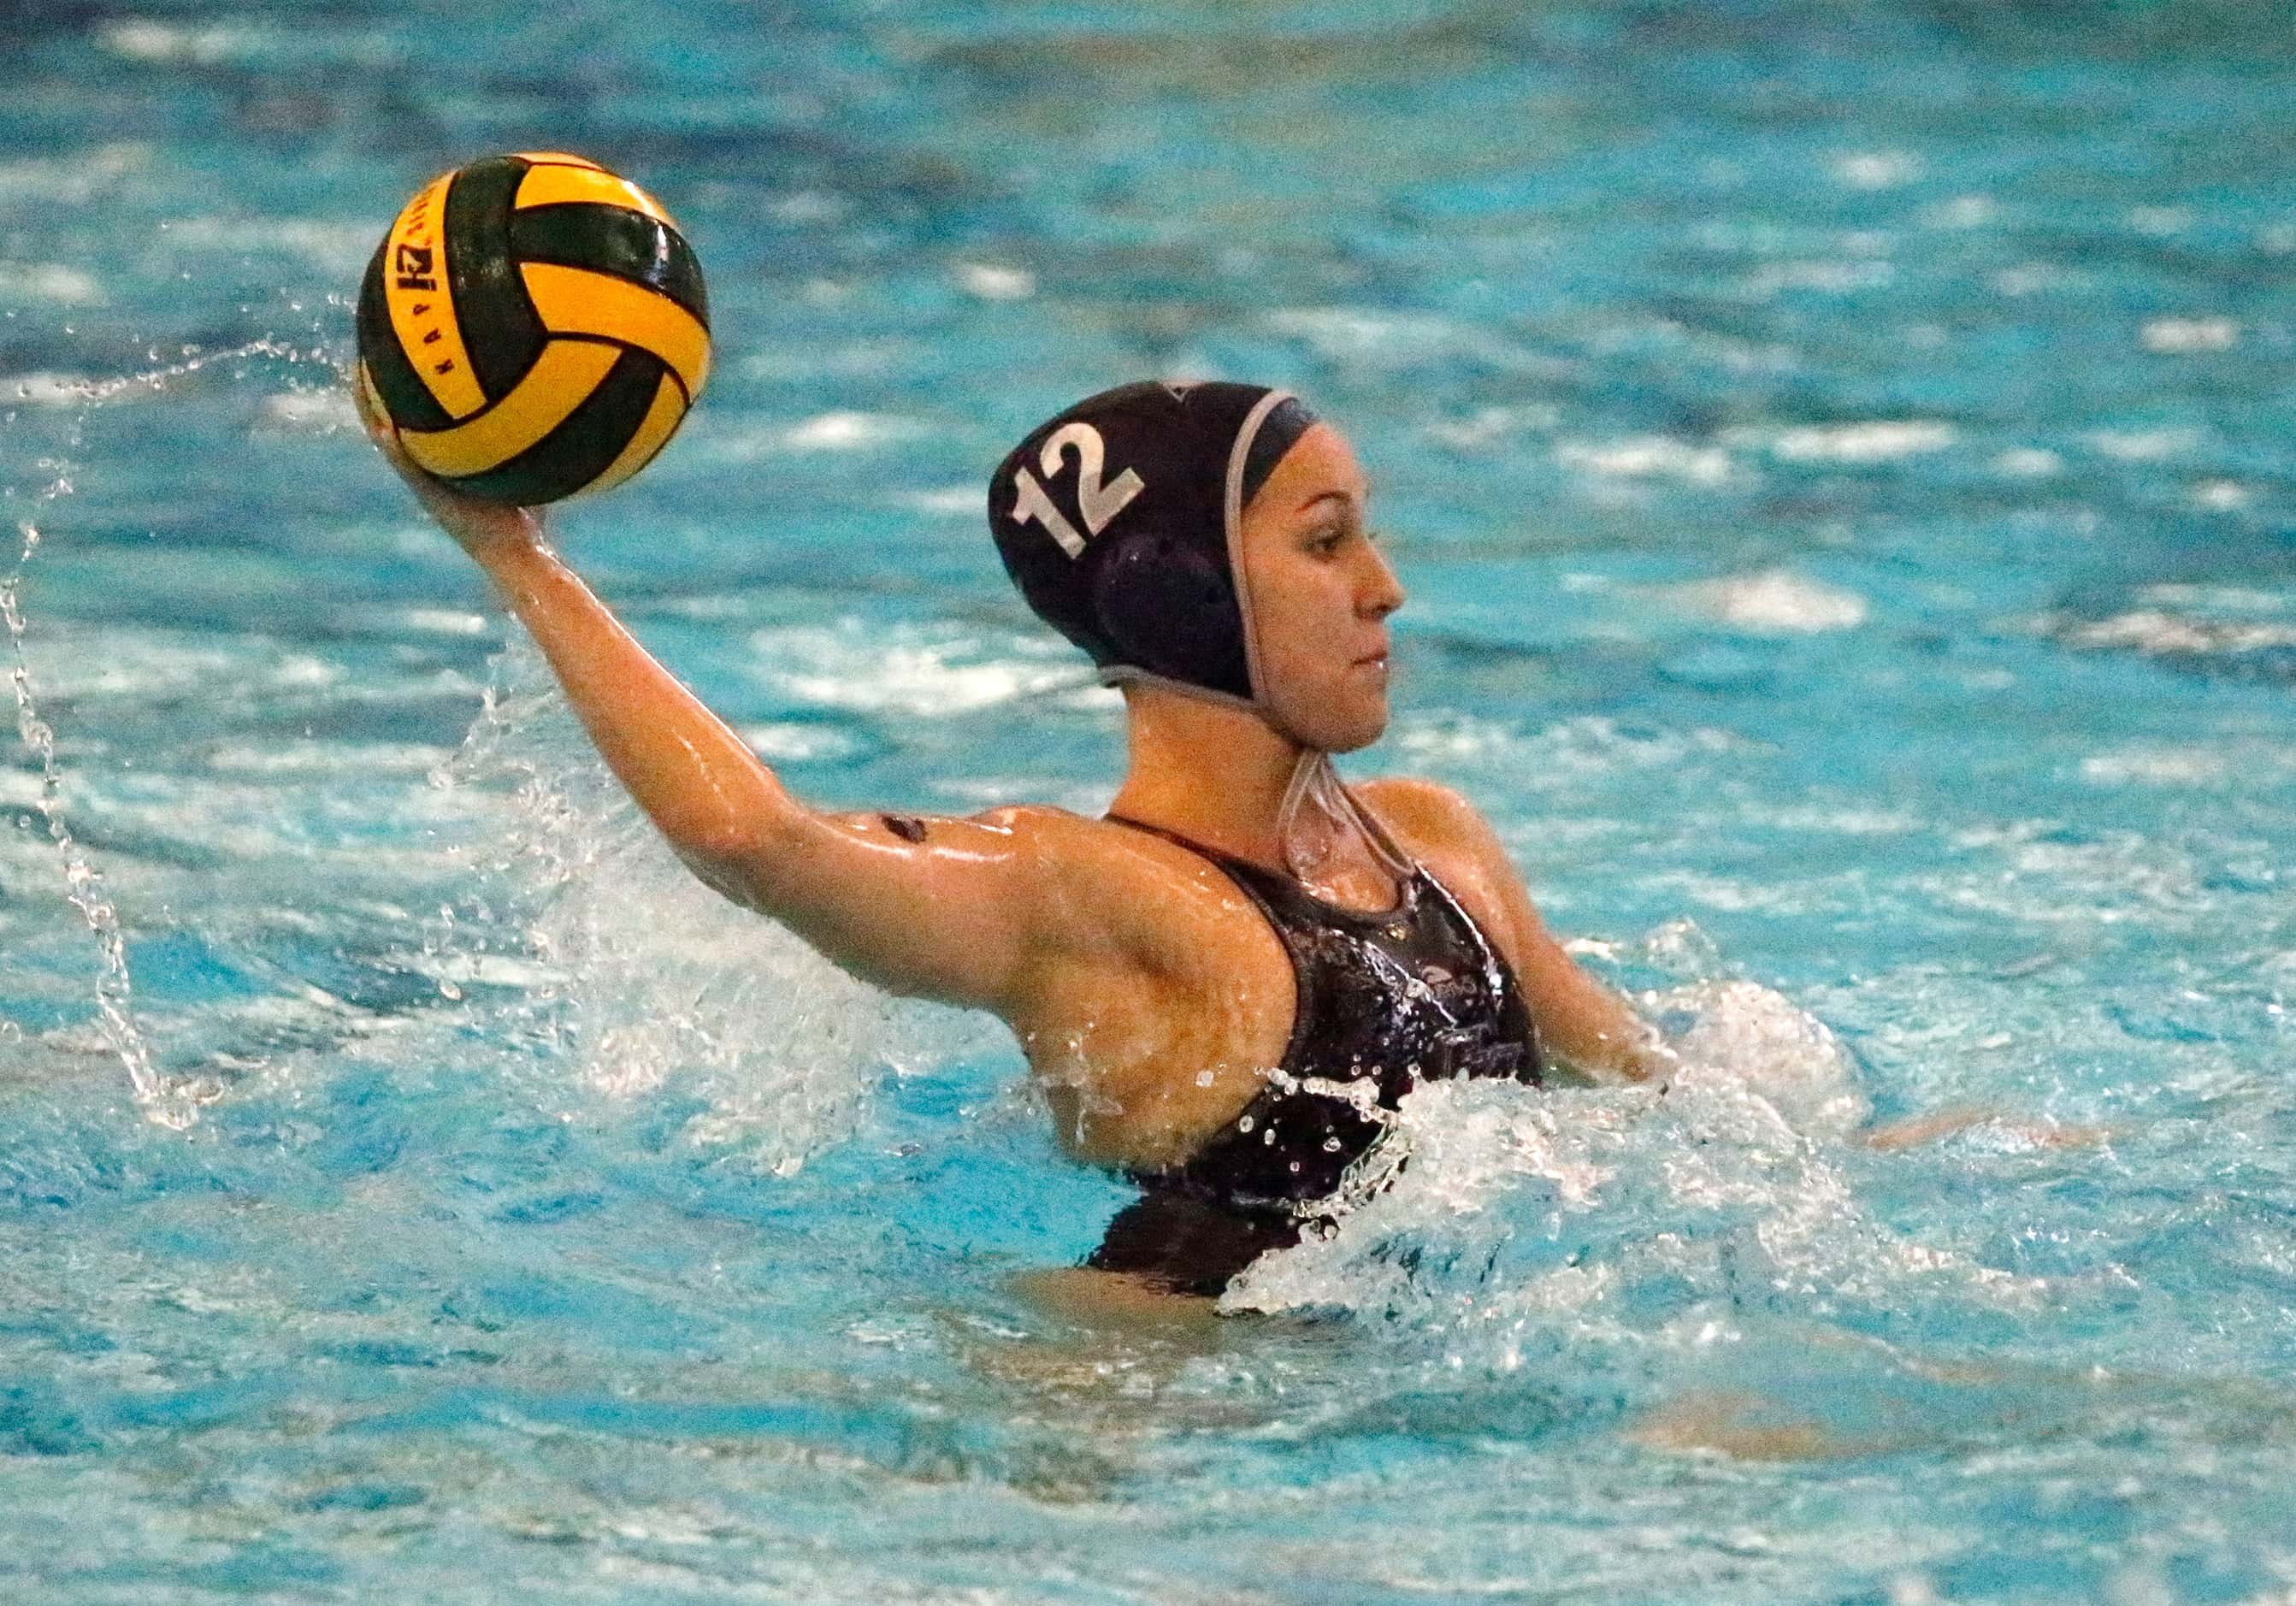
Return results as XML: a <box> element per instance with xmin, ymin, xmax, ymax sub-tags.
<box><xmin>348</xmin><ymin>364</ymin><xmax>546</xmax><ymax>567</ymax></box>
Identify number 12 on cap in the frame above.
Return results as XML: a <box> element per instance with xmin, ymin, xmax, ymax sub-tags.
<box><xmin>1012</xmin><ymin>422</ymin><xmax>1144</xmax><ymax>558</ymax></box>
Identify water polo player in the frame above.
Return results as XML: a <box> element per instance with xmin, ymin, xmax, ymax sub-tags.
<box><xmin>354</xmin><ymin>377</ymin><xmax>1673</xmax><ymax>1300</ymax></box>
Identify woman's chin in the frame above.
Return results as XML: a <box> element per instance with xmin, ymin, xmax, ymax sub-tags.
<box><xmin>1290</xmin><ymin>699</ymin><xmax>1389</xmax><ymax>753</ymax></box>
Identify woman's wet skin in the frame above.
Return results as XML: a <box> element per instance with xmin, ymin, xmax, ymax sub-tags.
<box><xmin>355</xmin><ymin>375</ymin><xmax>1660</xmax><ymax>1190</ymax></box>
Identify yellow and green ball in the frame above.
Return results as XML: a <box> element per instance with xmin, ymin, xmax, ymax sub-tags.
<box><xmin>355</xmin><ymin>152</ymin><xmax>710</xmax><ymax>505</ymax></box>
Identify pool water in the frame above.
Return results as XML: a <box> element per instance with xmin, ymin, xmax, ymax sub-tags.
<box><xmin>4</xmin><ymin>2</ymin><xmax>2294</xmax><ymax>1600</ymax></box>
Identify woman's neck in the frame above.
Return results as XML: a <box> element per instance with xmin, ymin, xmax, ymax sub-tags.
<box><xmin>1104</xmin><ymin>685</ymin><xmax>1395</xmax><ymax>896</ymax></box>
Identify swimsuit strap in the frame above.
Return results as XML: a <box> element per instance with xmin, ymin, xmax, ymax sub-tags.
<box><xmin>1101</xmin><ymin>810</ymin><xmax>1415</xmax><ymax>921</ymax></box>
<box><xmin>1100</xmin><ymin>811</ymin><xmax>1214</xmax><ymax>856</ymax></box>
<box><xmin>1414</xmin><ymin>869</ymin><xmax>1520</xmax><ymax>1030</ymax></box>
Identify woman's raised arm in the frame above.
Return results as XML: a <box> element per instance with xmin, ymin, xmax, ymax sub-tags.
<box><xmin>355</xmin><ymin>378</ymin><xmax>1054</xmax><ymax>1013</ymax></box>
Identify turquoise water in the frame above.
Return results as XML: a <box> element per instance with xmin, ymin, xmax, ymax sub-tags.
<box><xmin>4</xmin><ymin>1</ymin><xmax>2295</xmax><ymax>1599</ymax></box>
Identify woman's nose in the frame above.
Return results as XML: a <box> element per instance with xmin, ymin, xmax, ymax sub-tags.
<box><xmin>1360</xmin><ymin>545</ymin><xmax>1405</xmax><ymax>618</ymax></box>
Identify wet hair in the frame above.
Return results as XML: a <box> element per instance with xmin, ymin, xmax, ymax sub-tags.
<box><xmin>988</xmin><ymin>381</ymin><xmax>1319</xmax><ymax>709</ymax></box>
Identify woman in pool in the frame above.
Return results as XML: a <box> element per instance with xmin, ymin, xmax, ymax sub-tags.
<box><xmin>355</xmin><ymin>378</ymin><xmax>1671</xmax><ymax>1299</ymax></box>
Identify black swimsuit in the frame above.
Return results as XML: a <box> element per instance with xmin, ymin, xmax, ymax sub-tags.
<box><xmin>1088</xmin><ymin>814</ymin><xmax>1543</xmax><ymax>1296</ymax></box>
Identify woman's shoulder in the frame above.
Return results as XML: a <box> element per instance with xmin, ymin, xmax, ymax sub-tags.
<box><xmin>979</xmin><ymin>803</ymin><xmax>1279</xmax><ymax>954</ymax></box>
<box><xmin>1353</xmin><ymin>775</ymin><xmax>1536</xmax><ymax>935</ymax></box>
<box><xmin>1353</xmin><ymin>774</ymin><xmax>1499</xmax><ymax>853</ymax></box>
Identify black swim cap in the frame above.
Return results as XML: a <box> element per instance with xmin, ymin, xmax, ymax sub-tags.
<box><xmin>989</xmin><ymin>381</ymin><xmax>1319</xmax><ymax>708</ymax></box>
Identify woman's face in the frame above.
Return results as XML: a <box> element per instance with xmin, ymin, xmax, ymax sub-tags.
<box><xmin>1239</xmin><ymin>422</ymin><xmax>1406</xmax><ymax>753</ymax></box>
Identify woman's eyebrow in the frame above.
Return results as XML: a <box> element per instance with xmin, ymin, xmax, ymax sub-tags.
<box><xmin>1296</xmin><ymin>487</ymin><xmax>1360</xmax><ymax>515</ymax></box>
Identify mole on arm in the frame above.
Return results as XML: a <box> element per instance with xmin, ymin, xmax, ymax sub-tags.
<box><xmin>881</xmin><ymin>814</ymin><xmax>929</xmax><ymax>843</ymax></box>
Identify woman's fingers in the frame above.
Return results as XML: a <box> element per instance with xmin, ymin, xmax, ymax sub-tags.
<box><xmin>349</xmin><ymin>363</ymin><xmax>394</xmax><ymax>444</ymax></box>
<box><xmin>348</xmin><ymin>363</ymin><xmax>425</xmax><ymax>481</ymax></box>
<box><xmin>347</xmin><ymin>362</ymin><xmax>546</xmax><ymax>558</ymax></box>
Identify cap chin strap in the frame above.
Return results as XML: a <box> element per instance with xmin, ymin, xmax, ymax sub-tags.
<box><xmin>1098</xmin><ymin>664</ymin><xmax>1260</xmax><ymax>718</ymax></box>
<box><xmin>1103</xmin><ymin>664</ymin><xmax>1417</xmax><ymax>887</ymax></box>
<box><xmin>1213</xmin><ymin>389</ymin><xmax>1412</xmax><ymax>884</ymax></box>
<box><xmin>1222</xmin><ymin>389</ymin><xmax>1296</xmax><ymax>704</ymax></box>
<box><xmin>1276</xmin><ymin>749</ymin><xmax>1417</xmax><ymax>886</ymax></box>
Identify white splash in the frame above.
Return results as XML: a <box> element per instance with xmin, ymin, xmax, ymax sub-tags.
<box><xmin>1741</xmin><ymin>259</ymin><xmax>1897</xmax><ymax>297</ymax></box>
<box><xmin>1557</xmin><ymin>436</ymin><xmax>1741</xmax><ymax>486</ymax></box>
<box><xmin>2086</xmin><ymin>427</ymin><xmax>2205</xmax><ymax>463</ymax></box>
<box><xmin>1266</xmin><ymin>307</ymin><xmax>1474</xmax><ymax>364</ymax></box>
<box><xmin>737</xmin><ymin>723</ymin><xmax>869</xmax><ymax>765</ymax></box>
<box><xmin>2063</xmin><ymin>611</ymin><xmax>2296</xmax><ymax>657</ymax></box>
<box><xmin>1425</xmin><ymin>404</ymin><xmax>1561</xmax><ymax>452</ymax></box>
<box><xmin>721</xmin><ymin>411</ymin><xmax>925</xmax><ymax>456</ymax></box>
<box><xmin>8</xmin><ymin>374</ymin><xmax>102</xmax><ymax>410</ymax></box>
<box><xmin>256</xmin><ymin>388</ymin><xmax>358</xmax><ymax>431</ymax></box>
<box><xmin>753</xmin><ymin>621</ymin><xmax>1082</xmax><ymax>717</ymax></box>
<box><xmin>955</xmin><ymin>263</ymin><xmax>1036</xmax><ymax>301</ymax></box>
<box><xmin>1992</xmin><ymin>447</ymin><xmax>2063</xmax><ymax>478</ymax></box>
<box><xmin>429</xmin><ymin>645</ymin><xmax>921</xmax><ymax>1172</ymax></box>
<box><xmin>1833</xmin><ymin>151</ymin><xmax>1923</xmax><ymax>190</ymax></box>
<box><xmin>98</xmin><ymin>19</ymin><xmax>278</xmax><ymax>63</ymax></box>
<box><xmin>159</xmin><ymin>216</ymin><xmax>378</xmax><ymax>275</ymax></box>
<box><xmin>892</xmin><ymin>486</ymin><xmax>980</xmax><ymax>517</ymax></box>
<box><xmin>1678</xmin><ymin>570</ymin><xmax>1868</xmax><ymax>635</ymax></box>
<box><xmin>0</xmin><ymin>351</ymin><xmax>312</xmax><ymax>1126</ymax></box>
<box><xmin>2128</xmin><ymin>205</ymin><xmax>2194</xmax><ymax>236</ymax></box>
<box><xmin>1921</xmin><ymin>195</ymin><xmax>1998</xmax><ymax>229</ymax></box>
<box><xmin>0</xmin><ymin>143</ymin><xmax>148</xmax><ymax>204</ymax></box>
<box><xmin>1658</xmin><ymin>977</ymin><xmax>1869</xmax><ymax>1137</ymax></box>
<box><xmin>3</xmin><ymin>520</ymin><xmax>192</xmax><ymax>1124</ymax></box>
<box><xmin>1223</xmin><ymin>971</ymin><xmax>2044</xmax><ymax>1346</ymax></box>
<box><xmin>1766</xmin><ymin>421</ymin><xmax>1955</xmax><ymax>463</ymax></box>
<box><xmin>0</xmin><ymin>264</ymin><xmax>104</xmax><ymax>306</ymax></box>
<box><xmin>2140</xmin><ymin>318</ymin><xmax>2239</xmax><ymax>354</ymax></box>
<box><xmin>2079</xmin><ymin>747</ymin><xmax>2229</xmax><ymax>787</ymax></box>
